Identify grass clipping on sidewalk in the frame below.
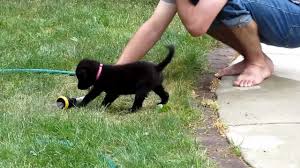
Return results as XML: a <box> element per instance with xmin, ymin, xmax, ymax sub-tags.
<box><xmin>0</xmin><ymin>0</ymin><xmax>217</xmax><ymax>167</ymax></box>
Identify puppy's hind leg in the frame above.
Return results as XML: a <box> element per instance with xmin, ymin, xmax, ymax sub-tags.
<box><xmin>101</xmin><ymin>93</ymin><xmax>119</xmax><ymax>108</ymax></box>
<box><xmin>153</xmin><ymin>85</ymin><xmax>169</xmax><ymax>104</ymax></box>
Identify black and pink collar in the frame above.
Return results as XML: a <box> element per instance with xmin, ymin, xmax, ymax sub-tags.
<box><xmin>96</xmin><ymin>64</ymin><xmax>103</xmax><ymax>81</ymax></box>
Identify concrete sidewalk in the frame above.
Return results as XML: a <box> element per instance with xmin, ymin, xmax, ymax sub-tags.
<box><xmin>216</xmin><ymin>44</ymin><xmax>300</xmax><ymax>168</ymax></box>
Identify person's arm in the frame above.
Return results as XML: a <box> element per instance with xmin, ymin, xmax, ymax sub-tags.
<box><xmin>116</xmin><ymin>1</ymin><xmax>177</xmax><ymax>65</ymax></box>
<box><xmin>176</xmin><ymin>0</ymin><xmax>227</xmax><ymax>37</ymax></box>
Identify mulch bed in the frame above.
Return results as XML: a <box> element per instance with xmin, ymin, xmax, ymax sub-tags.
<box><xmin>195</xmin><ymin>44</ymin><xmax>250</xmax><ymax>168</ymax></box>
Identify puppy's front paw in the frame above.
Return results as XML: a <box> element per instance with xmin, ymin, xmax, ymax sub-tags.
<box><xmin>76</xmin><ymin>102</ymin><xmax>87</xmax><ymax>108</ymax></box>
<box><xmin>130</xmin><ymin>107</ymin><xmax>139</xmax><ymax>113</ymax></box>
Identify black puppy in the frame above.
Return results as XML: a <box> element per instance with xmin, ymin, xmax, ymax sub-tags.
<box><xmin>75</xmin><ymin>45</ymin><xmax>175</xmax><ymax>112</ymax></box>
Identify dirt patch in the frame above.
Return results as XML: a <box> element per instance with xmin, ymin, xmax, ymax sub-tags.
<box><xmin>195</xmin><ymin>44</ymin><xmax>250</xmax><ymax>168</ymax></box>
<box><xmin>206</xmin><ymin>43</ymin><xmax>240</xmax><ymax>72</ymax></box>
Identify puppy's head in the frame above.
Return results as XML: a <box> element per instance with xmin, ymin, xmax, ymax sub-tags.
<box><xmin>76</xmin><ymin>59</ymin><xmax>99</xmax><ymax>90</ymax></box>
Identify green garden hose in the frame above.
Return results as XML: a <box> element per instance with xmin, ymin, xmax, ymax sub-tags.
<box><xmin>0</xmin><ymin>68</ymin><xmax>118</xmax><ymax>168</ymax></box>
<box><xmin>0</xmin><ymin>68</ymin><xmax>75</xmax><ymax>76</ymax></box>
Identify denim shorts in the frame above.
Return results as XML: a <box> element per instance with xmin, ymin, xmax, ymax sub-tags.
<box><xmin>212</xmin><ymin>0</ymin><xmax>300</xmax><ymax>48</ymax></box>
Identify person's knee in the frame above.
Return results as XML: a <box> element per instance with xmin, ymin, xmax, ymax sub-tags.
<box><xmin>245</xmin><ymin>20</ymin><xmax>258</xmax><ymax>31</ymax></box>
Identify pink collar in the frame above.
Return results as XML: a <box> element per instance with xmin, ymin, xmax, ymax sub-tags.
<box><xmin>96</xmin><ymin>64</ymin><xmax>103</xmax><ymax>81</ymax></box>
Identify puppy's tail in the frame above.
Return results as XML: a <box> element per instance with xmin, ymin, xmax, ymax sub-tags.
<box><xmin>156</xmin><ymin>45</ymin><xmax>175</xmax><ymax>72</ymax></box>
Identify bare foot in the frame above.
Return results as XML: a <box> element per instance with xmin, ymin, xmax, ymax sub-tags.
<box><xmin>215</xmin><ymin>60</ymin><xmax>246</xmax><ymax>78</ymax></box>
<box><xmin>263</xmin><ymin>53</ymin><xmax>274</xmax><ymax>73</ymax></box>
<box><xmin>234</xmin><ymin>55</ymin><xmax>274</xmax><ymax>87</ymax></box>
<box><xmin>215</xmin><ymin>53</ymin><xmax>274</xmax><ymax>79</ymax></box>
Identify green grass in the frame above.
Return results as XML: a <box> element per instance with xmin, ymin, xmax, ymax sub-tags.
<box><xmin>230</xmin><ymin>144</ymin><xmax>242</xmax><ymax>158</ymax></box>
<box><xmin>0</xmin><ymin>0</ymin><xmax>217</xmax><ymax>167</ymax></box>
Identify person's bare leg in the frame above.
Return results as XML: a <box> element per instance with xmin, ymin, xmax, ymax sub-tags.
<box><xmin>208</xmin><ymin>26</ymin><xmax>247</xmax><ymax>77</ymax></box>
<box><xmin>207</xmin><ymin>21</ymin><xmax>274</xmax><ymax>87</ymax></box>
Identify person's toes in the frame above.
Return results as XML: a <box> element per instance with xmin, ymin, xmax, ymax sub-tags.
<box><xmin>238</xmin><ymin>78</ymin><xmax>256</xmax><ymax>87</ymax></box>
<box><xmin>245</xmin><ymin>80</ymin><xmax>252</xmax><ymax>87</ymax></box>
<box><xmin>252</xmin><ymin>79</ymin><xmax>259</xmax><ymax>86</ymax></box>
<box><xmin>241</xmin><ymin>80</ymin><xmax>248</xmax><ymax>87</ymax></box>
<box><xmin>240</xmin><ymin>80</ymin><xmax>246</xmax><ymax>87</ymax></box>
<box><xmin>234</xmin><ymin>78</ymin><xmax>242</xmax><ymax>86</ymax></box>
<box><xmin>235</xmin><ymin>78</ymin><xmax>253</xmax><ymax>87</ymax></box>
<box><xmin>238</xmin><ymin>80</ymin><xmax>244</xmax><ymax>87</ymax></box>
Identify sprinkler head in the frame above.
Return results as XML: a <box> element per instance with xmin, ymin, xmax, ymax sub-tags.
<box><xmin>56</xmin><ymin>96</ymin><xmax>84</xmax><ymax>109</ymax></box>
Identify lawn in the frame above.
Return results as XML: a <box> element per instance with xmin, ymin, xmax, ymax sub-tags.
<box><xmin>0</xmin><ymin>0</ymin><xmax>217</xmax><ymax>167</ymax></box>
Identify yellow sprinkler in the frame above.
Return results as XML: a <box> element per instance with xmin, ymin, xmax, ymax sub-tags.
<box><xmin>56</xmin><ymin>96</ymin><xmax>84</xmax><ymax>109</ymax></box>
